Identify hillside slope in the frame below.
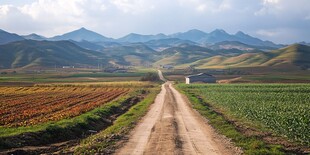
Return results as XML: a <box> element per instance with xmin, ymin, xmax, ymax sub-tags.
<box><xmin>0</xmin><ymin>40</ymin><xmax>104</xmax><ymax>69</ymax></box>
<box><xmin>155</xmin><ymin>44</ymin><xmax>216</xmax><ymax>66</ymax></box>
<box><xmin>180</xmin><ymin>44</ymin><xmax>310</xmax><ymax>69</ymax></box>
<box><xmin>101</xmin><ymin>43</ymin><xmax>159</xmax><ymax>66</ymax></box>
<box><xmin>0</xmin><ymin>29</ymin><xmax>24</xmax><ymax>45</ymax></box>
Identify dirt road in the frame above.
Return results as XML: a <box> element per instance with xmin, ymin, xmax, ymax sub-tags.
<box><xmin>115</xmin><ymin>71</ymin><xmax>239</xmax><ymax>155</ymax></box>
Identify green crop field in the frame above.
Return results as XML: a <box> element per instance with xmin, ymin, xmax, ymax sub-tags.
<box><xmin>178</xmin><ymin>84</ymin><xmax>310</xmax><ymax>145</ymax></box>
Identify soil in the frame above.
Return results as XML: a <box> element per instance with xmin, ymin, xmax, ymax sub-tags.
<box><xmin>115</xmin><ymin>70</ymin><xmax>241</xmax><ymax>155</ymax></box>
<box><xmin>0</xmin><ymin>95</ymin><xmax>145</xmax><ymax>155</ymax></box>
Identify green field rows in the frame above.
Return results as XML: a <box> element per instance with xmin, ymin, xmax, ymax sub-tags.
<box><xmin>178</xmin><ymin>84</ymin><xmax>310</xmax><ymax>145</ymax></box>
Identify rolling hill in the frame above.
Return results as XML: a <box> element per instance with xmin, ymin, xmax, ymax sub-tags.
<box><xmin>101</xmin><ymin>43</ymin><xmax>159</xmax><ymax>66</ymax></box>
<box><xmin>155</xmin><ymin>44</ymin><xmax>217</xmax><ymax>66</ymax></box>
<box><xmin>0</xmin><ymin>40</ymin><xmax>105</xmax><ymax>69</ymax></box>
<box><xmin>209</xmin><ymin>41</ymin><xmax>257</xmax><ymax>51</ymax></box>
<box><xmin>177</xmin><ymin>44</ymin><xmax>310</xmax><ymax>69</ymax></box>
<box><xmin>261</xmin><ymin>44</ymin><xmax>310</xmax><ymax>68</ymax></box>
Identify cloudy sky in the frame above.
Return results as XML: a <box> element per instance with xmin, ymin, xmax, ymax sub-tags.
<box><xmin>0</xmin><ymin>0</ymin><xmax>309</xmax><ymax>44</ymax></box>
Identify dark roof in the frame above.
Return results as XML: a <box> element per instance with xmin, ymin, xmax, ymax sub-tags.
<box><xmin>186</xmin><ymin>73</ymin><xmax>214</xmax><ymax>78</ymax></box>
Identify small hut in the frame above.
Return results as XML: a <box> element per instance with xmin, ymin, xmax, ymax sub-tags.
<box><xmin>185</xmin><ymin>73</ymin><xmax>216</xmax><ymax>84</ymax></box>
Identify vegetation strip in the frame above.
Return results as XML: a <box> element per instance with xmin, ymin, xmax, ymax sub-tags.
<box><xmin>177</xmin><ymin>84</ymin><xmax>310</xmax><ymax>154</ymax></box>
<box><xmin>74</xmin><ymin>87</ymin><xmax>160</xmax><ymax>154</ymax></box>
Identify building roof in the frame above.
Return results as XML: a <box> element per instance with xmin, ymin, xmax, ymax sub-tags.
<box><xmin>186</xmin><ymin>73</ymin><xmax>214</xmax><ymax>78</ymax></box>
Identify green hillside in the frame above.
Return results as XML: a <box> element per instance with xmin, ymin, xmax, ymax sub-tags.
<box><xmin>172</xmin><ymin>44</ymin><xmax>310</xmax><ymax>69</ymax></box>
<box><xmin>0</xmin><ymin>40</ymin><xmax>104</xmax><ymax>69</ymax></box>
<box><xmin>101</xmin><ymin>43</ymin><xmax>159</xmax><ymax>66</ymax></box>
<box><xmin>155</xmin><ymin>44</ymin><xmax>216</xmax><ymax>66</ymax></box>
<box><xmin>262</xmin><ymin>44</ymin><xmax>310</xmax><ymax>68</ymax></box>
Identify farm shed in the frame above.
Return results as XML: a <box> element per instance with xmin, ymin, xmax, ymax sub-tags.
<box><xmin>185</xmin><ymin>73</ymin><xmax>216</xmax><ymax>84</ymax></box>
<box><xmin>162</xmin><ymin>65</ymin><xmax>174</xmax><ymax>69</ymax></box>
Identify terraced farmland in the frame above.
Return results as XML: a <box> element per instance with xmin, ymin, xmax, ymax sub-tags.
<box><xmin>0</xmin><ymin>86</ymin><xmax>132</xmax><ymax>127</ymax></box>
<box><xmin>178</xmin><ymin>84</ymin><xmax>310</xmax><ymax>145</ymax></box>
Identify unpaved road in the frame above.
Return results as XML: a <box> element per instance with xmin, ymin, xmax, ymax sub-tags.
<box><xmin>115</xmin><ymin>71</ymin><xmax>239</xmax><ymax>155</ymax></box>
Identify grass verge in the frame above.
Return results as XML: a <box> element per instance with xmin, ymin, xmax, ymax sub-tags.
<box><xmin>74</xmin><ymin>87</ymin><xmax>161</xmax><ymax>154</ymax></box>
<box><xmin>177</xmin><ymin>87</ymin><xmax>288</xmax><ymax>155</ymax></box>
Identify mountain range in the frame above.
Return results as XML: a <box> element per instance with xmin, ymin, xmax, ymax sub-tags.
<box><xmin>0</xmin><ymin>28</ymin><xmax>283</xmax><ymax>49</ymax></box>
<box><xmin>0</xmin><ymin>28</ymin><xmax>309</xmax><ymax>70</ymax></box>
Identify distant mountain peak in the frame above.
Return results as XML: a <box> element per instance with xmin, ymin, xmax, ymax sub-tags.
<box><xmin>210</xmin><ymin>29</ymin><xmax>228</xmax><ymax>34</ymax></box>
<box><xmin>22</xmin><ymin>33</ymin><xmax>46</xmax><ymax>40</ymax></box>
<box><xmin>235</xmin><ymin>31</ymin><xmax>246</xmax><ymax>36</ymax></box>
<box><xmin>27</xmin><ymin>33</ymin><xmax>45</xmax><ymax>37</ymax></box>
<box><xmin>187</xmin><ymin>29</ymin><xmax>206</xmax><ymax>33</ymax></box>
<box><xmin>51</xmin><ymin>27</ymin><xmax>112</xmax><ymax>42</ymax></box>
<box><xmin>128</xmin><ymin>33</ymin><xmax>140</xmax><ymax>36</ymax></box>
<box><xmin>73</xmin><ymin>27</ymin><xmax>92</xmax><ymax>33</ymax></box>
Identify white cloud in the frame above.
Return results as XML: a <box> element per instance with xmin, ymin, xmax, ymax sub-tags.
<box><xmin>217</xmin><ymin>0</ymin><xmax>232</xmax><ymax>12</ymax></box>
<box><xmin>263</xmin><ymin>0</ymin><xmax>280</xmax><ymax>5</ymax></box>
<box><xmin>255</xmin><ymin>0</ymin><xmax>310</xmax><ymax>17</ymax></box>
<box><xmin>110</xmin><ymin>0</ymin><xmax>154</xmax><ymax>14</ymax></box>
<box><xmin>255</xmin><ymin>0</ymin><xmax>280</xmax><ymax>16</ymax></box>
<box><xmin>257</xmin><ymin>29</ymin><xmax>277</xmax><ymax>37</ymax></box>
<box><xmin>177</xmin><ymin>0</ymin><xmax>232</xmax><ymax>13</ymax></box>
<box><xmin>0</xmin><ymin>5</ymin><xmax>11</xmax><ymax>15</ymax></box>
<box><xmin>20</xmin><ymin>0</ymin><xmax>85</xmax><ymax>22</ymax></box>
<box><xmin>196</xmin><ymin>4</ymin><xmax>207</xmax><ymax>12</ymax></box>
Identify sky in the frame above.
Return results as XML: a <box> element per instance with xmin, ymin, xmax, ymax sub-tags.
<box><xmin>0</xmin><ymin>0</ymin><xmax>309</xmax><ymax>44</ymax></box>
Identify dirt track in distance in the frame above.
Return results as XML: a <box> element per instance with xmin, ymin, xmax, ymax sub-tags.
<box><xmin>115</xmin><ymin>71</ymin><xmax>240</xmax><ymax>155</ymax></box>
